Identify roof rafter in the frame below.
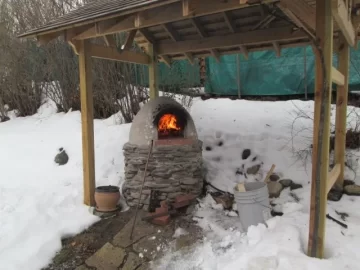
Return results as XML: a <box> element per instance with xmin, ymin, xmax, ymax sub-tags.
<box><xmin>156</xmin><ymin>26</ymin><xmax>307</xmax><ymax>55</ymax></box>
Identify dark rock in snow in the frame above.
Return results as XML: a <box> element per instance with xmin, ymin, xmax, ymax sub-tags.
<box><xmin>290</xmin><ymin>182</ymin><xmax>303</xmax><ymax>191</ymax></box>
<box><xmin>55</xmin><ymin>148</ymin><xmax>69</xmax><ymax>165</ymax></box>
<box><xmin>269</xmin><ymin>173</ymin><xmax>280</xmax><ymax>182</ymax></box>
<box><xmin>247</xmin><ymin>164</ymin><xmax>261</xmax><ymax>175</ymax></box>
<box><xmin>217</xmin><ymin>141</ymin><xmax>223</xmax><ymax>147</ymax></box>
<box><xmin>205</xmin><ymin>146</ymin><xmax>212</xmax><ymax>151</ymax></box>
<box><xmin>267</xmin><ymin>182</ymin><xmax>283</xmax><ymax>198</ymax></box>
<box><xmin>327</xmin><ymin>189</ymin><xmax>343</xmax><ymax>201</ymax></box>
<box><xmin>0</xmin><ymin>116</ymin><xmax>10</xmax><ymax>123</ymax></box>
<box><xmin>344</xmin><ymin>179</ymin><xmax>355</xmax><ymax>187</ymax></box>
<box><xmin>279</xmin><ymin>179</ymin><xmax>293</xmax><ymax>187</ymax></box>
<box><xmin>252</xmin><ymin>156</ymin><xmax>257</xmax><ymax>162</ymax></box>
<box><xmin>242</xmin><ymin>149</ymin><xmax>251</xmax><ymax>160</ymax></box>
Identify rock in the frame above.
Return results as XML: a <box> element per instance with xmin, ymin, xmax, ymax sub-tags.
<box><xmin>290</xmin><ymin>183</ymin><xmax>303</xmax><ymax>191</ymax></box>
<box><xmin>213</xmin><ymin>194</ymin><xmax>234</xmax><ymax>209</ymax></box>
<box><xmin>113</xmin><ymin>215</ymin><xmax>156</xmax><ymax>248</ymax></box>
<box><xmin>0</xmin><ymin>116</ymin><xmax>10</xmax><ymax>123</ymax></box>
<box><xmin>267</xmin><ymin>182</ymin><xmax>283</xmax><ymax>198</ymax></box>
<box><xmin>242</xmin><ymin>149</ymin><xmax>251</xmax><ymax>160</ymax></box>
<box><xmin>122</xmin><ymin>252</ymin><xmax>144</xmax><ymax>270</ymax></box>
<box><xmin>279</xmin><ymin>179</ymin><xmax>293</xmax><ymax>187</ymax></box>
<box><xmin>85</xmin><ymin>242</ymin><xmax>126</xmax><ymax>270</ymax></box>
<box><xmin>205</xmin><ymin>146</ymin><xmax>212</xmax><ymax>151</ymax></box>
<box><xmin>54</xmin><ymin>148</ymin><xmax>69</xmax><ymax>165</ymax></box>
<box><xmin>247</xmin><ymin>164</ymin><xmax>261</xmax><ymax>175</ymax></box>
<box><xmin>327</xmin><ymin>189</ymin><xmax>343</xmax><ymax>201</ymax></box>
<box><xmin>269</xmin><ymin>174</ymin><xmax>280</xmax><ymax>182</ymax></box>
<box><xmin>132</xmin><ymin>235</ymin><xmax>169</xmax><ymax>260</ymax></box>
<box><xmin>181</xmin><ymin>178</ymin><xmax>198</xmax><ymax>185</ymax></box>
<box><xmin>344</xmin><ymin>185</ymin><xmax>360</xmax><ymax>196</ymax></box>
<box><xmin>137</xmin><ymin>262</ymin><xmax>151</xmax><ymax>270</ymax></box>
<box><xmin>75</xmin><ymin>265</ymin><xmax>91</xmax><ymax>270</ymax></box>
<box><xmin>344</xmin><ymin>179</ymin><xmax>355</xmax><ymax>187</ymax></box>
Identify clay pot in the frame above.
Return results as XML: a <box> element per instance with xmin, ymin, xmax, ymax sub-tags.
<box><xmin>94</xmin><ymin>185</ymin><xmax>120</xmax><ymax>212</ymax></box>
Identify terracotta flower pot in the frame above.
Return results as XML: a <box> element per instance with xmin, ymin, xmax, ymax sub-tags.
<box><xmin>94</xmin><ymin>185</ymin><xmax>120</xmax><ymax>212</ymax></box>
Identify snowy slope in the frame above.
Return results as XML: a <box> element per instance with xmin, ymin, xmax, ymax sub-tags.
<box><xmin>0</xmin><ymin>97</ymin><xmax>360</xmax><ymax>270</ymax></box>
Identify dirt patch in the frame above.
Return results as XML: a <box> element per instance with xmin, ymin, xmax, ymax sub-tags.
<box><xmin>42</xmin><ymin>209</ymin><xmax>135</xmax><ymax>270</ymax></box>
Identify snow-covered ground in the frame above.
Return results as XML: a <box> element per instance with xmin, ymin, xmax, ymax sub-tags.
<box><xmin>0</xmin><ymin>96</ymin><xmax>360</xmax><ymax>270</ymax></box>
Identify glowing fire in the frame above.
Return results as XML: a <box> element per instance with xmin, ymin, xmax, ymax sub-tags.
<box><xmin>158</xmin><ymin>114</ymin><xmax>181</xmax><ymax>135</ymax></box>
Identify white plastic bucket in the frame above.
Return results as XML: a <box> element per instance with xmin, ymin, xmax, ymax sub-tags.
<box><xmin>234</xmin><ymin>182</ymin><xmax>271</xmax><ymax>231</ymax></box>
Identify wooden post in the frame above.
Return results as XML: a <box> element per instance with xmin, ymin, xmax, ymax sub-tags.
<box><xmin>147</xmin><ymin>43</ymin><xmax>159</xmax><ymax>99</ymax></box>
<box><xmin>334</xmin><ymin>34</ymin><xmax>350</xmax><ymax>190</ymax></box>
<box><xmin>308</xmin><ymin>0</ymin><xmax>333</xmax><ymax>258</ymax></box>
<box><xmin>78</xmin><ymin>39</ymin><xmax>96</xmax><ymax>206</ymax></box>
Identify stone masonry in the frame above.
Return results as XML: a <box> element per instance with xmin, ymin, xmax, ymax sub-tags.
<box><xmin>122</xmin><ymin>140</ymin><xmax>203</xmax><ymax>208</ymax></box>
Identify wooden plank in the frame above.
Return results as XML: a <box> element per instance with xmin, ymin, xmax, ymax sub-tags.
<box><xmin>139</xmin><ymin>28</ymin><xmax>154</xmax><ymax>44</ymax></box>
<box><xmin>334</xmin><ymin>33</ymin><xmax>350</xmax><ymax>190</ymax></box>
<box><xmin>332</xmin><ymin>0</ymin><xmax>356</xmax><ymax>46</ymax></box>
<box><xmin>156</xmin><ymin>26</ymin><xmax>307</xmax><ymax>55</ymax></box>
<box><xmin>223</xmin><ymin>11</ymin><xmax>236</xmax><ymax>33</ymax></box>
<box><xmin>103</xmin><ymin>35</ymin><xmax>116</xmax><ymax>47</ymax></box>
<box><xmin>331</xmin><ymin>66</ymin><xmax>345</xmax><ymax>85</ymax></box>
<box><xmin>184</xmin><ymin>52</ymin><xmax>195</xmax><ymax>65</ymax></box>
<box><xmin>122</xmin><ymin>30</ymin><xmax>137</xmax><ymax>50</ymax></box>
<box><xmin>272</xmin><ymin>41</ymin><xmax>281</xmax><ymax>57</ymax></box>
<box><xmin>147</xmin><ymin>43</ymin><xmax>159</xmax><ymax>99</ymax></box>
<box><xmin>162</xmin><ymin>23</ymin><xmax>181</xmax><ymax>42</ymax></box>
<box><xmin>161</xmin><ymin>55</ymin><xmax>172</xmax><ymax>67</ymax></box>
<box><xmin>308</xmin><ymin>0</ymin><xmax>333</xmax><ymax>259</ymax></box>
<box><xmin>280</xmin><ymin>0</ymin><xmax>316</xmax><ymax>30</ymax></box>
<box><xmin>327</xmin><ymin>164</ymin><xmax>341</xmax><ymax>193</ymax></box>
<box><xmin>89</xmin><ymin>44</ymin><xmax>149</xmax><ymax>64</ymax></box>
<box><xmin>78</xmin><ymin>39</ymin><xmax>96</xmax><ymax>207</ymax></box>
<box><xmin>211</xmin><ymin>49</ymin><xmax>221</xmax><ymax>62</ymax></box>
<box><xmin>240</xmin><ymin>45</ymin><xmax>249</xmax><ymax>59</ymax></box>
<box><xmin>72</xmin><ymin>0</ymin><xmax>277</xmax><ymax>40</ymax></box>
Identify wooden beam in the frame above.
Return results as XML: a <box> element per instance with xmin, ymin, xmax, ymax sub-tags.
<box><xmin>332</xmin><ymin>0</ymin><xmax>356</xmax><ymax>46</ymax></box>
<box><xmin>191</xmin><ymin>17</ymin><xmax>207</xmax><ymax>38</ymax></box>
<box><xmin>211</xmin><ymin>49</ymin><xmax>221</xmax><ymax>63</ymax></box>
<box><xmin>277</xmin><ymin>3</ymin><xmax>316</xmax><ymax>40</ymax></box>
<box><xmin>72</xmin><ymin>0</ymin><xmax>277</xmax><ymax>40</ymax></box>
<box><xmin>163</xmin><ymin>23</ymin><xmax>181</xmax><ymax>42</ymax></box>
<box><xmin>223</xmin><ymin>11</ymin><xmax>236</xmax><ymax>33</ymax></box>
<box><xmin>122</xmin><ymin>30</ymin><xmax>137</xmax><ymax>50</ymax></box>
<box><xmin>308</xmin><ymin>0</ymin><xmax>333</xmax><ymax>259</ymax></box>
<box><xmin>68</xmin><ymin>40</ymin><xmax>81</xmax><ymax>55</ymax></box>
<box><xmin>240</xmin><ymin>45</ymin><xmax>249</xmax><ymax>60</ymax></box>
<box><xmin>103</xmin><ymin>35</ymin><xmax>116</xmax><ymax>47</ymax></box>
<box><xmin>89</xmin><ymin>44</ymin><xmax>149</xmax><ymax>64</ymax></box>
<box><xmin>139</xmin><ymin>28</ymin><xmax>154</xmax><ymax>44</ymax></box>
<box><xmin>272</xmin><ymin>42</ymin><xmax>281</xmax><ymax>57</ymax></box>
<box><xmin>182</xmin><ymin>0</ymin><xmax>192</xmax><ymax>16</ymax></box>
<box><xmin>334</xmin><ymin>34</ymin><xmax>350</xmax><ymax>190</ymax></box>
<box><xmin>280</xmin><ymin>0</ymin><xmax>316</xmax><ymax>31</ymax></box>
<box><xmin>156</xmin><ymin>26</ymin><xmax>307</xmax><ymax>55</ymax></box>
<box><xmin>331</xmin><ymin>66</ymin><xmax>345</xmax><ymax>85</ymax></box>
<box><xmin>78</xmin><ymin>39</ymin><xmax>96</xmax><ymax>207</ymax></box>
<box><xmin>147</xmin><ymin>43</ymin><xmax>159</xmax><ymax>99</ymax></box>
<box><xmin>251</xmin><ymin>14</ymin><xmax>275</xmax><ymax>30</ymax></box>
<box><xmin>161</xmin><ymin>55</ymin><xmax>172</xmax><ymax>67</ymax></box>
<box><xmin>184</xmin><ymin>52</ymin><xmax>195</xmax><ymax>65</ymax></box>
<box><xmin>168</xmin><ymin>40</ymin><xmax>310</xmax><ymax>60</ymax></box>
<box><xmin>36</xmin><ymin>32</ymin><xmax>61</xmax><ymax>45</ymax></box>
<box><xmin>327</xmin><ymin>164</ymin><xmax>341</xmax><ymax>193</ymax></box>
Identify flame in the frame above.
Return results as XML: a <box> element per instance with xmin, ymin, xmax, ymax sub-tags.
<box><xmin>158</xmin><ymin>114</ymin><xmax>181</xmax><ymax>133</ymax></box>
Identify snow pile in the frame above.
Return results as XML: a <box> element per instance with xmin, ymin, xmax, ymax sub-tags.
<box><xmin>0</xmin><ymin>99</ymin><xmax>130</xmax><ymax>270</ymax></box>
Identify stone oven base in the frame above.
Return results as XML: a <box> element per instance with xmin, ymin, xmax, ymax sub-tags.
<box><xmin>122</xmin><ymin>139</ymin><xmax>203</xmax><ymax>209</ymax></box>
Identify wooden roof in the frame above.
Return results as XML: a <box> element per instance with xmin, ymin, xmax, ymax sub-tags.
<box><xmin>17</xmin><ymin>0</ymin><xmax>358</xmax><ymax>64</ymax></box>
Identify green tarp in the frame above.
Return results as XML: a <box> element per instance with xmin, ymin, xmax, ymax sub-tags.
<box><xmin>205</xmin><ymin>45</ymin><xmax>360</xmax><ymax>96</ymax></box>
